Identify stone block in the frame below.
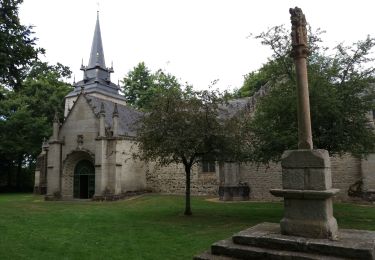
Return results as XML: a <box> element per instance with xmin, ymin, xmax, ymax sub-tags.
<box><xmin>306</xmin><ymin>168</ymin><xmax>332</xmax><ymax>190</ymax></box>
<box><xmin>282</xmin><ymin>168</ymin><xmax>305</xmax><ymax>189</ymax></box>
<box><xmin>278</xmin><ymin>197</ymin><xmax>338</xmax><ymax>239</ymax></box>
<box><xmin>283</xmin><ymin>198</ymin><xmax>333</xmax><ymax>220</ymax></box>
<box><xmin>275</xmin><ymin>149</ymin><xmax>338</xmax><ymax>239</ymax></box>
<box><xmin>281</xmin><ymin>216</ymin><xmax>338</xmax><ymax>239</ymax></box>
<box><xmin>282</xmin><ymin>149</ymin><xmax>330</xmax><ymax>168</ymax></box>
<box><xmin>282</xmin><ymin>168</ymin><xmax>332</xmax><ymax>190</ymax></box>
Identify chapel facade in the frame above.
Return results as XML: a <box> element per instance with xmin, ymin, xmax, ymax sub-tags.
<box><xmin>34</xmin><ymin>13</ymin><xmax>146</xmax><ymax>200</ymax></box>
<box><xmin>34</xmin><ymin>13</ymin><xmax>375</xmax><ymax>202</ymax></box>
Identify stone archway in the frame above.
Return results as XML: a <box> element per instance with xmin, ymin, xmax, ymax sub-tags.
<box><xmin>61</xmin><ymin>150</ymin><xmax>95</xmax><ymax>199</ymax></box>
<box><xmin>74</xmin><ymin>160</ymin><xmax>95</xmax><ymax>199</ymax></box>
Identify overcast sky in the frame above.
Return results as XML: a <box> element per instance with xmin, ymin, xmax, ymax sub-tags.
<box><xmin>19</xmin><ymin>0</ymin><xmax>375</xmax><ymax>91</ymax></box>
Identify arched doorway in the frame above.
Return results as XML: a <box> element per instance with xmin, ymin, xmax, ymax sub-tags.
<box><xmin>74</xmin><ymin>160</ymin><xmax>95</xmax><ymax>199</ymax></box>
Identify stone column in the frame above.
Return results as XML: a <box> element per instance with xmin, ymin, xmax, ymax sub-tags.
<box><xmin>99</xmin><ymin>102</ymin><xmax>106</xmax><ymax>137</ymax></box>
<box><xmin>94</xmin><ymin>139</ymin><xmax>108</xmax><ymax>198</ymax></box>
<box><xmin>94</xmin><ymin>104</ymin><xmax>108</xmax><ymax>199</ymax></box>
<box><xmin>290</xmin><ymin>7</ymin><xmax>313</xmax><ymax>150</ymax></box>
<box><xmin>270</xmin><ymin>7</ymin><xmax>338</xmax><ymax>240</ymax></box>
<box><xmin>112</xmin><ymin>103</ymin><xmax>119</xmax><ymax>137</ymax></box>
<box><xmin>46</xmin><ymin>115</ymin><xmax>62</xmax><ymax>199</ymax></box>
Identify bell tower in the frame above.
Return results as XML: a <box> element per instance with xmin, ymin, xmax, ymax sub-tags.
<box><xmin>64</xmin><ymin>12</ymin><xmax>126</xmax><ymax>117</ymax></box>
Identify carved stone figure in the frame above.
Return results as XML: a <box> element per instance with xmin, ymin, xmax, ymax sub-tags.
<box><xmin>290</xmin><ymin>7</ymin><xmax>309</xmax><ymax>58</ymax></box>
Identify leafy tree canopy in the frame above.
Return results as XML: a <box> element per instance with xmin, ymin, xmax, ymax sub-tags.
<box><xmin>0</xmin><ymin>0</ymin><xmax>44</xmax><ymax>90</ymax></box>
<box><xmin>121</xmin><ymin>62</ymin><xmax>181</xmax><ymax>111</ymax></box>
<box><xmin>238</xmin><ymin>25</ymin><xmax>375</xmax><ymax>163</ymax></box>
<box><xmin>0</xmin><ymin>61</ymin><xmax>72</xmax><ymax>189</ymax></box>
<box><xmin>136</xmin><ymin>82</ymin><xmax>240</xmax><ymax>215</ymax></box>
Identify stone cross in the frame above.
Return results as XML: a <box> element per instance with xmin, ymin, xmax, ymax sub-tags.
<box><xmin>290</xmin><ymin>7</ymin><xmax>313</xmax><ymax>149</ymax></box>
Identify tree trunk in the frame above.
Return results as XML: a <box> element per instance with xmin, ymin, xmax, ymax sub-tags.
<box><xmin>184</xmin><ymin>165</ymin><xmax>192</xmax><ymax>216</ymax></box>
<box><xmin>16</xmin><ymin>156</ymin><xmax>22</xmax><ymax>189</ymax></box>
<box><xmin>7</xmin><ymin>168</ymin><xmax>12</xmax><ymax>188</ymax></box>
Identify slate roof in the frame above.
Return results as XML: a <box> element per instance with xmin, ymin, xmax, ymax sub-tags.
<box><xmin>218</xmin><ymin>97</ymin><xmax>253</xmax><ymax>119</ymax></box>
<box><xmin>88</xmin><ymin>12</ymin><xmax>106</xmax><ymax>69</ymax></box>
<box><xmin>218</xmin><ymin>83</ymin><xmax>271</xmax><ymax>119</ymax></box>
<box><xmin>66</xmin><ymin>11</ymin><xmax>122</xmax><ymax>100</ymax></box>
<box><xmin>85</xmin><ymin>94</ymin><xmax>143</xmax><ymax>137</ymax></box>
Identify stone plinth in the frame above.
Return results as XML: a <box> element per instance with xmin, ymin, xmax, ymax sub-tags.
<box><xmin>270</xmin><ymin>149</ymin><xmax>339</xmax><ymax>239</ymax></box>
<box><xmin>194</xmin><ymin>223</ymin><xmax>375</xmax><ymax>260</ymax></box>
<box><xmin>218</xmin><ymin>162</ymin><xmax>250</xmax><ymax>201</ymax></box>
<box><xmin>219</xmin><ymin>185</ymin><xmax>250</xmax><ymax>201</ymax></box>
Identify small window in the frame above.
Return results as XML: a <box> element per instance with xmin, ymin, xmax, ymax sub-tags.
<box><xmin>202</xmin><ymin>161</ymin><xmax>216</xmax><ymax>173</ymax></box>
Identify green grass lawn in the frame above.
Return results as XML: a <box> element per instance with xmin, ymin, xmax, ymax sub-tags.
<box><xmin>0</xmin><ymin>194</ymin><xmax>374</xmax><ymax>260</ymax></box>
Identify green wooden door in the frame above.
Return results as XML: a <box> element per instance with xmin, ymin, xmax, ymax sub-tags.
<box><xmin>73</xmin><ymin>160</ymin><xmax>95</xmax><ymax>199</ymax></box>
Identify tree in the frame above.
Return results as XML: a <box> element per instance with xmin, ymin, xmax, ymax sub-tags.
<box><xmin>121</xmin><ymin>62</ymin><xmax>154</xmax><ymax>109</ymax></box>
<box><xmin>239</xmin><ymin>26</ymin><xmax>375</xmax><ymax>163</ymax></box>
<box><xmin>0</xmin><ymin>61</ymin><xmax>72</xmax><ymax>190</ymax></box>
<box><xmin>136</xmin><ymin>85</ymin><xmax>234</xmax><ymax>215</ymax></box>
<box><xmin>0</xmin><ymin>0</ymin><xmax>44</xmax><ymax>90</ymax></box>
<box><xmin>121</xmin><ymin>62</ymin><xmax>181</xmax><ymax>111</ymax></box>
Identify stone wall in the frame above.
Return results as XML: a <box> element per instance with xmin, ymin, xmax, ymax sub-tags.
<box><xmin>146</xmin><ymin>162</ymin><xmax>219</xmax><ymax>195</ymax></box>
<box><xmin>117</xmin><ymin>140</ymin><xmax>147</xmax><ymax>192</ymax></box>
<box><xmin>361</xmin><ymin>154</ymin><xmax>375</xmax><ymax>193</ymax></box>
<box><xmin>331</xmin><ymin>155</ymin><xmax>361</xmax><ymax>201</ymax></box>
<box><xmin>146</xmin><ymin>155</ymin><xmax>364</xmax><ymax>202</ymax></box>
<box><xmin>240</xmin><ymin>162</ymin><xmax>282</xmax><ymax>201</ymax></box>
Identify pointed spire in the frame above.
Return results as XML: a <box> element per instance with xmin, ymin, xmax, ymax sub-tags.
<box><xmin>88</xmin><ymin>11</ymin><xmax>106</xmax><ymax>69</ymax></box>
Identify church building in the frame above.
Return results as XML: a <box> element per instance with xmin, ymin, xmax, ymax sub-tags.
<box><xmin>34</xmin><ymin>13</ymin><xmax>375</xmax><ymax>203</ymax></box>
<box><xmin>34</xmin><ymin>13</ymin><xmax>147</xmax><ymax>200</ymax></box>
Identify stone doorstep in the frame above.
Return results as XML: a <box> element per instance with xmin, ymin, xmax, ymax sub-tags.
<box><xmin>206</xmin><ymin>238</ymin><xmax>345</xmax><ymax>260</ymax></box>
<box><xmin>231</xmin><ymin>223</ymin><xmax>375</xmax><ymax>260</ymax></box>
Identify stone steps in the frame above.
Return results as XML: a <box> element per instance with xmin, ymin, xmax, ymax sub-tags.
<box><xmin>213</xmin><ymin>238</ymin><xmax>345</xmax><ymax>260</ymax></box>
<box><xmin>194</xmin><ymin>250</ymin><xmax>238</xmax><ymax>260</ymax></box>
<box><xmin>194</xmin><ymin>223</ymin><xmax>375</xmax><ymax>260</ymax></box>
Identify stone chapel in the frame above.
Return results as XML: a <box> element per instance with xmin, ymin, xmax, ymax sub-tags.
<box><xmin>34</xmin><ymin>13</ymin><xmax>147</xmax><ymax>200</ymax></box>
<box><xmin>34</xmin><ymin>13</ymin><xmax>375</xmax><ymax>202</ymax></box>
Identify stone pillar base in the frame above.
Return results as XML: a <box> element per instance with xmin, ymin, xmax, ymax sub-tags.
<box><xmin>281</xmin><ymin>215</ymin><xmax>338</xmax><ymax>239</ymax></box>
<box><xmin>271</xmin><ymin>149</ymin><xmax>339</xmax><ymax>240</ymax></box>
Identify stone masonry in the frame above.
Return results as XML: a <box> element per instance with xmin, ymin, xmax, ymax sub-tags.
<box><xmin>145</xmin><ymin>155</ymin><xmax>366</xmax><ymax>202</ymax></box>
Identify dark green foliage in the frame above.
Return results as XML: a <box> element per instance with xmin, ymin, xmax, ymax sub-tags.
<box><xmin>136</xmin><ymin>86</ymin><xmax>236</xmax><ymax>215</ymax></box>
<box><xmin>121</xmin><ymin>62</ymin><xmax>180</xmax><ymax>111</ymax></box>
<box><xmin>0</xmin><ymin>61</ymin><xmax>72</xmax><ymax>190</ymax></box>
<box><xmin>238</xmin><ymin>26</ymin><xmax>375</xmax><ymax>163</ymax></box>
<box><xmin>0</xmin><ymin>0</ymin><xmax>44</xmax><ymax>90</ymax></box>
<box><xmin>238</xmin><ymin>68</ymin><xmax>269</xmax><ymax>97</ymax></box>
